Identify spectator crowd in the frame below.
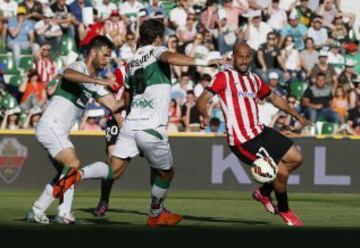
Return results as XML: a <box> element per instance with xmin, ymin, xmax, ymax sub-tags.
<box><xmin>1</xmin><ymin>0</ymin><xmax>360</xmax><ymax>136</ymax></box>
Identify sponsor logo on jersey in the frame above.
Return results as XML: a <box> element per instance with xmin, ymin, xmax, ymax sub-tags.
<box><xmin>128</xmin><ymin>50</ymin><xmax>153</xmax><ymax>68</ymax></box>
<box><xmin>237</xmin><ymin>91</ymin><xmax>256</xmax><ymax>98</ymax></box>
<box><xmin>131</xmin><ymin>99</ymin><xmax>154</xmax><ymax>109</ymax></box>
<box><xmin>0</xmin><ymin>138</ymin><xmax>28</xmax><ymax>184</ymax></box>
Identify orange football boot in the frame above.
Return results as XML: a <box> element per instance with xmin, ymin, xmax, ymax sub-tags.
<box><xmin>52</xmin><ymin>167</ymin><xmax>81</xmax><ymax>199</ymax></box>
<box><xmin>146</xmin><ymin>209</ymin><xmax>183</xmax><ymax>227</ymax></box>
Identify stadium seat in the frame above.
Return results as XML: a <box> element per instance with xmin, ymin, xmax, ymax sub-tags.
<box><xmin>0</xmin><ymin>41</ymin><xmax>7</xmax><ymax>55</ymax></box>
<box><xmin>61</xmin><ymin>36</ymin><xmax>76</xmax><ymax>56</ymax></box>
<box><xmin>0</xmin><ymin>93</ymin><xmax>18</xmax><ymax>110</ymax></box>
<box><xmin>9</xmin><ymin>75</ymin><xmax>24</xmax><ymax>87</ymax></box>
<box><xmin>321</xmin><ymin>122</ymin><xmax>336</xmax><ymax>135</ymax></box>
<box><xmin>20</xmin><ymin>48</ymin><xmax>32</xmax><ymax>55</ymax></box>
<box><xmin>290</xmin><ymin>81</ymin><xmax>308</xmax><ymax>100</ymax></box>
<box><xmin>0</xmin><ymin>55</ymin><xmax>18</xmax><ymax>74</ymax></box>
<box><xmin>19</xmin><ymin>56</ymin><xmax>35</xmax><ymax>71</ymax></box>
<box><xmin>316</xmin><ymin>121</ymin><xmax>336</xmax><ymax>135</ymax></box>
<box><xmin>110</xmin><ymin>0</ymin><xmax>121</xmax><ymax>6</ymax></box>
<box><xmin>18</xmin><ymin>112</ymin><xmax>28</xmax><ymax>127</ymax></box>
<box><xmin>163</xmin><ymin>1</ymin><xmax>176</xmax><ymax>16</ymax></box>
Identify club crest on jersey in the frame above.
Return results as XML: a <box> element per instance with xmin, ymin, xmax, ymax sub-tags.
<box><xmin>0</xmin><ymin>138</ymin><xmax>28</xmax><ymax>184</ymax></box>
<box><xmin>238</xmin><ymin>91</ymin><xmax>256</xmax><ymax>98</ymax></box>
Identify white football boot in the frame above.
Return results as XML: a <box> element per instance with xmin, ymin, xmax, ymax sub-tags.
<box><xmin>52</xmin><ymin>212</ymin><xmax>76</xmax><ymax>225</ymax></box>
<box><xmin>26</xmin><ymin>209</ymin><xmax>50</xmax><ymax>224</ymax></box>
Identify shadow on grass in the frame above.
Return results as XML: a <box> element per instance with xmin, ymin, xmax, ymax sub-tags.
<box><xmin>77</xmin><ymin>207</ymin><xmax>269</xmax><ymax>225</ymax></box>
<box><xmin>1</xmin><ymin>223</ymin><xmax>360</xmax><ymax>248</ymax></box>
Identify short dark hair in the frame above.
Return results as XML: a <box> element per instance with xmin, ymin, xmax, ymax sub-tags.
<box><xmin>316</xmin><ymin>72</ymin><xmax>326</xmax><ymax>78</ymax></box>
<box><xmin>304</xmin><ymin>37</ymin><xmax>314</xmax><ymax>44</ymax></box>
<box><xmin>187</xmin><ymin>90</ymin><xmax>195</xmax><ymax>96</ymax></box>
<box><xmin>88</xmin><ymin>35</ymin><xmax>115</xmax><ymax>52</ymax></box>
<box><xmin>210</xmin><ymin>117</ymin><xmax>220</xmax><ymax>127</ymax></box>
<box><xmin>27</xmin><ymin>69</ymin><xmax>39</xmax><ymax>80</ymax></box>
<box><xmin>181</xmin><ymin>72</ymin><xmax>190</xmax><ymax>78</ymax></box>
<box><xmin>201</xmin><ymin>73</ymin><xmax>212</xmax><ymax>82</ymax></box>
<box><xmin>139</xmin><ymin>19</ymin><xmax>165</xmax><ymax>46</ymax></box>
<box><xmin>267</xmin><ymin>32</ymin><xmax>277</xmax><ymax>39</ymax></box>
<box><xmin>205</xmin><ymin>0</ymin><xmax>216</xmax><ymax>7</ymax></box>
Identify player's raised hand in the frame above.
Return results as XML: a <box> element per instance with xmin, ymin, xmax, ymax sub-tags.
<box><xmin>97</xmin><ymin>78</ymin><xmax>120</xmax><ymax>91</ymax></box>
<box><xmin>207</xmin><ymin>59</ymin><xmax>224</xmax><ymax>67</ymax></box>
<box><xmin>201</xmin><ymin>116</ymin><xmax>210</xmax><ymax>129</ymax></box>
<box><xmin>297</xmin><ymin>115</ymin><xmax>312</xmax><ymax>127</ymax></box>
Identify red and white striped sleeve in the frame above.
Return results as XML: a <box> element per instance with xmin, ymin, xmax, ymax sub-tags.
<box><xmin>113</xmin><ymin>66</ymin><xmax>126</xmax><ymax>100</ymax></box>
<box><xmin>205</xmin><ymin>71</ymin><xmax>227</xmax><ymax>95</ymax></box>
<box><xmin>254</xmin><ymin>74</ymin><xmax>271</xmax><ymax>100</ymax></box>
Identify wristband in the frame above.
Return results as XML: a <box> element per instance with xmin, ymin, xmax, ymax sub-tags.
<box><xmin>194</xmin><ymin>58</ymin><xmax>208</xmax><ymax>66</ymax></box>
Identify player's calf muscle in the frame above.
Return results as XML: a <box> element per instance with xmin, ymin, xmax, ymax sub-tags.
<box><xmin>110</xmin><ymin>159</ymin><xmax>128</xmax><ymax>179</ymax></box>
<box><xmin>55</xmin><ymin>150</ymin><xmax>80</xmax><ymax>168</ymax></box>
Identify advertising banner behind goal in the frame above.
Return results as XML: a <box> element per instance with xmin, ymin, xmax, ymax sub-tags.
<box><xmin>0</xmin><ymin>134</ymin><xmax>358</xmax><ymax>193</ymax></box>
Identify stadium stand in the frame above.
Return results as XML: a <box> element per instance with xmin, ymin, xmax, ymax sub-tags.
<box><xmin>0</xmin><ymin>0</ymin><xmax>359</xmax><ymax>136</ymax></box>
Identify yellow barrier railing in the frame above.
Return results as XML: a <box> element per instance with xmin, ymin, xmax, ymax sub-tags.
<box><xmin>0</xmin><ymin>129</ymin><xmax>359</xmax><ymax>139</ymax></box>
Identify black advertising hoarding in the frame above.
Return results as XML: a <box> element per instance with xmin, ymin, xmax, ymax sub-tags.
<box><xmin>0</xmin><ymin>133</ymin><xmax>359</xmax><ymax>192</ymax></box>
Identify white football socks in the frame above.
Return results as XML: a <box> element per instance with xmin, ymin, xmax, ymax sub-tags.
<box><xmin>58</xmin><ymin>185</ymin><xmax>74</xmax><ymax>216</ymax></box>
<box><xmin>80</xmin><ymin>161</ymin><xmax>111</xmax><ymax>180</ymax></box>
<box><xmin>33</xmin><ymin>184</ymin><xmax>55</xmax><ymax>214</ymax></box>
<box><xmin>150</xmin><ymin>177</ymin><xmax>170</xmax><ymax>217</ymax></box>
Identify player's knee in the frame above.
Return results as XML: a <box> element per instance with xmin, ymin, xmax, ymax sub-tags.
<box><xmin>157</xmin><ymin>168</ymin><xmax>175</xmax><ymax>181</ymax></box>
<box><xmin>70</xmin><ymin>159</ymin><xmax>80</xmax><ymax>169</ymax></box>
<box><xmin>291</xmin><ymin>153</ymin><xmax>303</xmax><ymax>170</ymax></box>
<box><xmin>295</xmin><ymin>153</ymin><xmax>303</xmax><ymax>166</ymax></box>
<box><xmin>277</xmin><ymin>167</ymin><xmax>289</xmax><ymax>180</ymax></box>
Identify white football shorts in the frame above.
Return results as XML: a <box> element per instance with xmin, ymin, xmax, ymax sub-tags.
<box><xmin>35</xmin><ymin>117</ymin><xmax>74</xmax><ymax>158</ymax></box>
<box><xmin>112</xmin><ymin>125</ymin><xmax>173</xmax><ymax>170</ymax></box>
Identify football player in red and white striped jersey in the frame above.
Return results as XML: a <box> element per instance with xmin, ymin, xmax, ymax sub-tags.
<box><xmin>197</xmin><ymin>43</ymin><xmax>311</xmax><ymax>226</ymax></box>
<box><xmin>35</xmin><ymin>44</ymin><xmax>58</xmax><ymax>86</ymax></box>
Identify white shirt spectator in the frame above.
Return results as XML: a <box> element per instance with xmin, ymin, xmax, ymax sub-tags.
<box><xmin>267</xmin><ymin>8</ymin><xmax>287</xmax><ymax>31</ymax></box>
<box><xmin>185</xmin><ymin>43</ymin><xmax>209</xmax><ymax>60</ymax></box>
<box><xmin>169</xmin><ymin>6</ymin><xmax>187</xmax><ymax>27</ymax></box>
<box><xmin>246</xmin><ymin>22</ymin><xmax>272</xmax><ymax>50</ymax></box>
<box><xmin>97</xmin><ymin>1</ymin><xmax>117</xmax><ymax>19</ymax></box>
<box><xmin>308</xmin><ymin>0</ymin><xmax>320</xmax><ymax>12</ymax></box>
<box><xmin>35</xmin><ymin>20</ymin><xmax>62</xmax><ymax>36</ymax></box>
<box><xmin>307</xmin><ymin>26</ymin><xmax>328</xmax><ymax>47</ymax></box>
<box><xmin>284</xmin><ymin>47</ymin><xmax>301</xmax><ymax>70</ymax></box>
<box><xmin>171</xmin><ymin>83</ymin><xmax>193</xmax><ymax>104</ymax></box>
<box><xmin>0</xmin><ymin>0</ymin><xmax>18</xmax><ymax>19</ymax></box>
<box><xmin>193</xmin><ymin>83</ymin><xmax>204</xmax><ymax>98</ymax></box>
<box><xmin>254</xmin><ymin>0</ymin><xmax>269</xmax><ymax>9</ymax></box>
<box><xmin>327</xmin><ymin>50</ymin><xmax>344</xmax><ymax>75</ymax></box>
<box><xmin>279</xmin><ymin>0</ymin><xmax>293</xmax><ymax>11</ymax></box>
<box><xmin>120</xmin><ymin>0</ymin><xmax>144</xmax><ymax>20</ymax></box>
<box><xmin>258</xmin><ymin>101</ymin><xmax>279</xmax><ymax>126</ymax></box>
<box><xmin>119</xmin><ymin>43</ymin><xmax>135</xmax><ymax>62</ymax></box>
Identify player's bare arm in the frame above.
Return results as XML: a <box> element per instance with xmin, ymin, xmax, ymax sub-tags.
<box><xmin>197</xmin><ymin>90</ymin><xmax>214</xmax><ymax>126</ymax></box>
<box><xmin>159</xmin><ymin>51</ymin><xmax>223</xmax><ymax>67</ymax></box>
<box><xmin>123</xmin><ymin>90</ymin><xmax>132</xmax><ymax>114</ymax></box>
<box><xmin>63</xmin><ymin>68</ymin><xmax>119</xmax><ymax>89</ymax></box>
<box><xmin>97</xmin><ymin>94</ymin><xmax>124</xmax><ymax>114</ymax></box>
<box><xmin>98</xmin><ymin>94</ymin><xmax>125</xmax><ymax>127</ymax></box>
<box><xmin>268</xmin><ymin>93</ymin><xmax>312</xmax><ymax>127</ymax></box>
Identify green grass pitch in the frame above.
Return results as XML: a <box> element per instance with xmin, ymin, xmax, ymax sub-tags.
<box><xmin>0</xmin><ymin>190</ymin><xmax>360</xmax><ymax>247</ymax></box>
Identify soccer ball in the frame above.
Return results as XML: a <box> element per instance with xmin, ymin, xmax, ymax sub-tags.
<box><xmin>251</xmin><ymin>157</ymin><xmax>278</xmax><ymax>184</ymax></box>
